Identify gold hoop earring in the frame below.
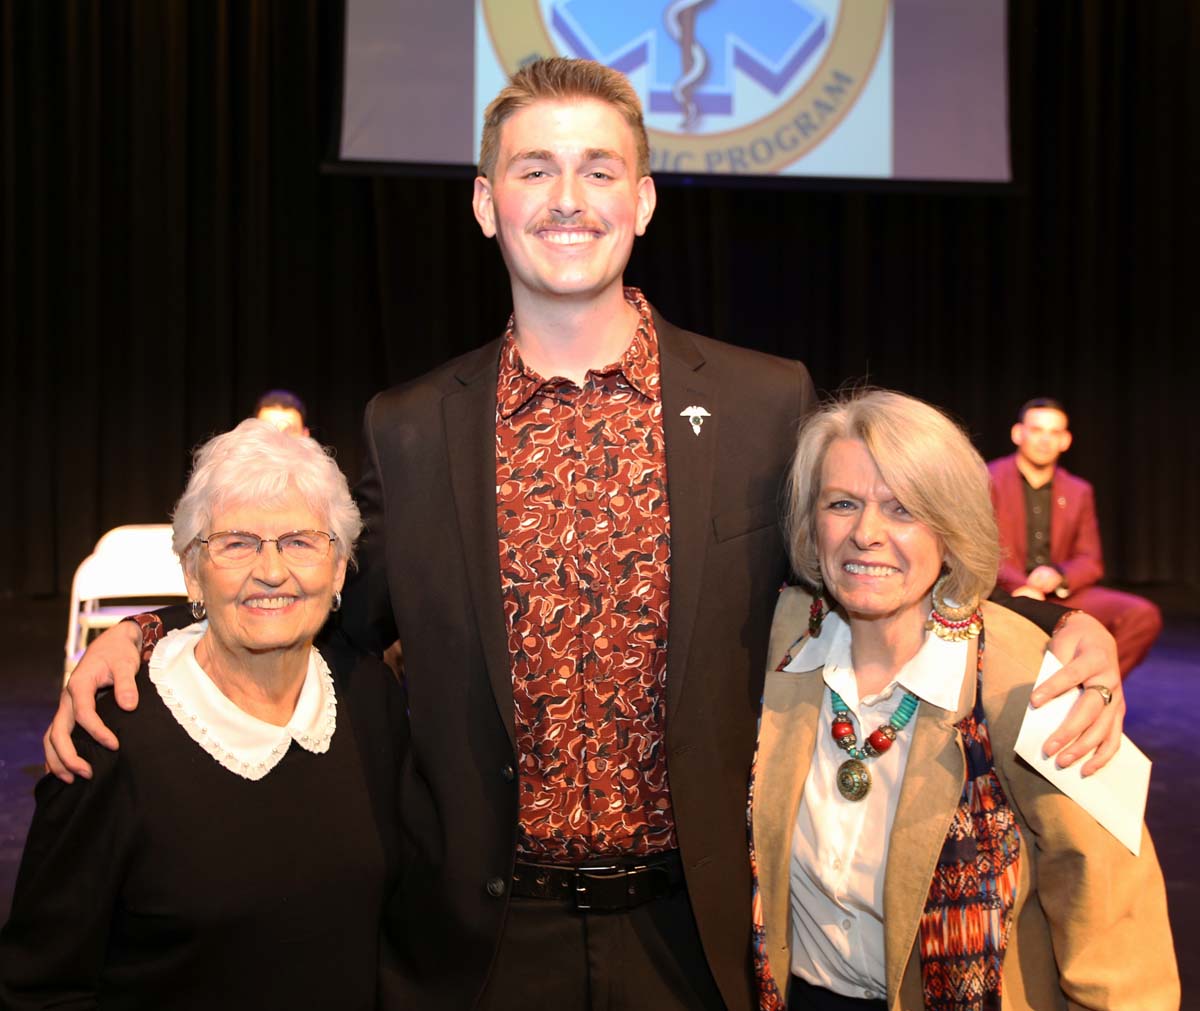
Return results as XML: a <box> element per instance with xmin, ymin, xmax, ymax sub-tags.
<box><xmin>926</xmin><ymin>573</ymin><xmax>981</xmax><ymax>642</ymax></box>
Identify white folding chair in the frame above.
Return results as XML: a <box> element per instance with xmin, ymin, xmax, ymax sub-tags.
<box><xmin>63</xmin><ymin>524</ymin><xmax>189</xmax><ymax>682</ymax></box>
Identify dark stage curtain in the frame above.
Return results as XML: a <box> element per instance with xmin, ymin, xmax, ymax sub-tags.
<box><xmin>2</xmin><ymin>1</ymin><xmax>1197</xmax><ymax>596</ymax></box>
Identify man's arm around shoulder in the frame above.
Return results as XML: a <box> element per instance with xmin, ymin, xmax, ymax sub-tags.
<box><xmin>45</xmin><ymin>608</ymin><xmax>171</xmax><ymax>782</ymax></box>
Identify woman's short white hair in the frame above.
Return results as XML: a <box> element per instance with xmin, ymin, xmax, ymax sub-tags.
<box><xmin>172</xmin><ymin>419</ymin><xmax>362</xmax><ymax>574</ymax></box>
<box><xmin>784</xmin><ymin>390</ymin><xmax>999</xmax><ymax>606</ymax></box>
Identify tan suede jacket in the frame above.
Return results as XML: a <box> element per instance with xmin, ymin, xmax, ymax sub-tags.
<box><xmin>751</xmin><ymin>590</ymin><xmax>1179</xmax><ymax>1011</ymax></box>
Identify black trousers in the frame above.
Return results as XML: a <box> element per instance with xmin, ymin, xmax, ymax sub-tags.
<box><xmin>787</xmin><ymin>974</ymin><xmax>887</xmax><ymax>1011</ymax></box>
<box><xmin>476</xmin><ymin>885</ymin><xmax>726</xmax><ymax>1011</ymax></box>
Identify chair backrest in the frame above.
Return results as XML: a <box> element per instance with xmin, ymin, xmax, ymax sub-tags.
<box><xmin>64</xmin><ymin>525</ymin><xmax>189</xmax><ymax>670</ymax></box>
<box><xmin>74</xmin><ymin>525</ymin><xmax>187</xmax><ymax>601</ymax></box>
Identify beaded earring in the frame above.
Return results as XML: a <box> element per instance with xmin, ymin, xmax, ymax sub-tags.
<box><xmin>808</xmin><ymin>583</ymin><xmax>826</xmax><ymax>636</ymax></box>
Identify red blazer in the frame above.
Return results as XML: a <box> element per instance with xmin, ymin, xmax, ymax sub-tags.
<box><xmin>987</xmin><ymin>454</ymin><xmax>1105</xmax><ymax>594</ymax></box>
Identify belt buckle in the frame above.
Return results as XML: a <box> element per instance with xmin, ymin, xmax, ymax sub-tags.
<box><xmin>573</xmin><ymin>863</ymin><xmax>624</xmax><ymax>912</ymax></box>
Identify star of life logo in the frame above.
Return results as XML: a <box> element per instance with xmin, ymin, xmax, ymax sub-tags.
<box><xmin>480</xmin><ymin>0</ymin><xmax>889</xmax><ymax>175</ymax></box>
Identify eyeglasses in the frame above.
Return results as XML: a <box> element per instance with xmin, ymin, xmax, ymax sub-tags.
<box><xmin>198</xmin><ymin>530</ymin><xmax>337</xmax><ymax>568</ymax></box>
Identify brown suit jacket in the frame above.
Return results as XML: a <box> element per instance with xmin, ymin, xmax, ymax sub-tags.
<box><xmin>988</xmin><ymin>454</ymin><xmax>1105</xmax><ymax>594</ymax></box>
<box><xmin>752</xmin><ymin>589</ymin><xmax>1178</xmax><ymax>1011</ymax></box>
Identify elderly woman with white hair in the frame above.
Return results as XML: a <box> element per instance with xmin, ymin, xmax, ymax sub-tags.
<box><xmin>749</xmin><ymin>391</ymin><xmax>1176</xmax><ymax>1011</ymax></box>
<box><xmin>0</xmin><ymin>420</ymin><xmax>407</xmax><ymax>1009</ymax></box>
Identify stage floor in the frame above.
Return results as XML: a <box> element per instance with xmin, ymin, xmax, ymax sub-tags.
<box><xmin>2</xmin><ymin>589</ymin><xmax>1196</xmax><ymax>1003</ymax></box>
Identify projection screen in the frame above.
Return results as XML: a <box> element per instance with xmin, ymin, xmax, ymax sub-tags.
<box><xmin>338</xmin><ymin>0</ymin><xmax>1010</xmax><ymax>183</ymax></box>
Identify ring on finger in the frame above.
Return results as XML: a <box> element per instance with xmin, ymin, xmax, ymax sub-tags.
<box><xmin>1085</xmin><ymin>684</ymin><xmax>1113</xmax><ymax>706</ymax></box>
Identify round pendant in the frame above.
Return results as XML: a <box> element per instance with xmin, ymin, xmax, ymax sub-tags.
<box><xmin>836</xmin><ymin>759</ymin><xmax>871</xmax><ymax>801</ymax></box>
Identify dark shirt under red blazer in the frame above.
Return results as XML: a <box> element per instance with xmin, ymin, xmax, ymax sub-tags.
<box><xmin>988</xmin><ymin>453</ymin><xmax>1105</xmax><ymax>594</ymax></box>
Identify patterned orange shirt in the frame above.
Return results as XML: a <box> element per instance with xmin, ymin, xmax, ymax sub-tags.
<box><xmin>496</xmin><ymin>288</ymin><xmax>676</xmax><ymax>861</ymax></box>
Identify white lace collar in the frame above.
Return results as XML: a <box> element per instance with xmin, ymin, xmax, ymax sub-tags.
<box><xmin>148</xmin><ymin>622</ymin><xmax>337</xmax><ymax>781</ymax></box>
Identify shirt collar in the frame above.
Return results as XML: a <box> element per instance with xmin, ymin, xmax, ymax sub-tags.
<box><xmin>148</xmin><ymin>622</ymin><xmax>337</xmax><ymax>781</ymax></box>
<box><xmin>782</xmin><ymin>608</ymin><xmax>965</xmax><ymax>713</ymax></box>
<box><xmin>496</xmin><ymin>286</ymin><xmax>661</xmax><ymax>419</ymax></box>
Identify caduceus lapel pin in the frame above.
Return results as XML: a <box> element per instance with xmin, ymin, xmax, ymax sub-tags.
<box><xmin>680</xmin><ymin>405</ymin><xmax>711</xmax><ymax>436</ymax></box>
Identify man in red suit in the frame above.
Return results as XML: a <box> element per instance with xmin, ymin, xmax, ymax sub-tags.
<box><xmin>989</xmin><ymin>398</ymin><xmax>1162</xmax><ymax>675</ymax></box>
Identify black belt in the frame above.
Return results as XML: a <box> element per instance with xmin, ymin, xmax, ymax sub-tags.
<box><xmin>510</xmin><ymin>850</ymin><xmax>685</xmax><ymax>912</ymax></box>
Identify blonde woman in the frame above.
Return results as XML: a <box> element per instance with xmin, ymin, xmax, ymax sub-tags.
<box><xmin>750</xmin><ymin>391</ymin><xmax>1176</xmax><ymax>1011</ymax></box>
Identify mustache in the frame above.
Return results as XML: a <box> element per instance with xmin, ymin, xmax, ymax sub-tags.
<box><xmin>529</xmin><ymin>215</ymin><xmax>606</xmax><ymax>232</ymax></box>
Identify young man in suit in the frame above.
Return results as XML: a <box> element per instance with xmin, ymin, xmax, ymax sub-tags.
<box><xmin>989</xmin><ymin>398</ymin><xmax>1163</xmax><ymax>675</ymax></box>
<box><xmin>48</xmin><ymin>60</ymin><xmax>1126</xmax><ymax>1011</ymax></box>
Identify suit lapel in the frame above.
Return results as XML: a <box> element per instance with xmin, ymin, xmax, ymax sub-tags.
<box><xmin>754</xmin><ymin>667</ymin><xmax>823</xmax><ymax>985</ymax></box>
<box><xmin>443</xmin><ymin>347</ymin><xmax>516</xmax><ymax>752</ymax></box>
<box><xmin>656</xmin><ymin>314</ymin><xmax>719</xmax><ymax>719</ymax></box>
<box><xmin>754</xmin><ymin>587</ymin><xmax>821</xmax><ymax>982</ymax></box>
<box><xmin>1049</xmin><ymin>467</ymin><xmax>1068</xmax><ymax>564</ymax></box>
<box><xmin>1000</xmin><ymin>457</ymin><xmax>1028</xmax><ymax>566</ymax></box>
<box><xmin>882</xmin><ymin>641</ymin><xmax>974</xmax><ymax>999</ymax></box>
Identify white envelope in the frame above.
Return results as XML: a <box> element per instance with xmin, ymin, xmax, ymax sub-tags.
<box><xmin>1013</xmin><ymin>652</ymin><xmax>1150</xmax><ymax>855</ymax></box>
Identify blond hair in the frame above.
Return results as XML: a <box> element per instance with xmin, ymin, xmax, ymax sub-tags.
<box><xmin>478</xmin><ymin>57</ymin><xmax>651</xmax><ymax>179</ymax></box>
<box><xmin>784</xmin><ymin>390</ymin><xmax>998</xmax><ymax>606</ymax></box>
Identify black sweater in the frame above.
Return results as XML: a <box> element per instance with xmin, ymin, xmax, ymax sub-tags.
<box><xmin>0</xmin><ymin>652</ymin><xmax>406</xmax><ymax>1010</ymax></box>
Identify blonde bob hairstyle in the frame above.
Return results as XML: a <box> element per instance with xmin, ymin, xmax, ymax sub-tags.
<box><xmin>172</xmin><ymin>419</ymin><xmax>362</xmax><ymax>576</ymax></box>
<box><xmin>477</xmin><ymin>57</ymin><xmax>651</xmax><ymax>180</ymax></box>
<box><xmin>784</xmin><ymin>390</ymin><xmax>999</xmax><ymax>607</ymax></box>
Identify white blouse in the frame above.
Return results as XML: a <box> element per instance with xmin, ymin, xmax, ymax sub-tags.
<box><xmin>148</xmin><ymin>622</ymin><xmax>337</xmax><ymax>782</ymax></box>
<box><xmin>784</xmin><ymin>610</ymin><xmax>966</xmax><ymax>1000</ymax></box>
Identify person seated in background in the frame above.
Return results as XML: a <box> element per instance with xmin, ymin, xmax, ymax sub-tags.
<box><xmin>254</xmin><ymin>388</ymin><xmax>309</xmax><ymax>436</ymax></box>
<box><xmin>988</xmin><ymin>398</ymin><xmax>1163</xmax><ymax>676</ymax></box>
<box><xmin>751</xmin><ymin>391</ymin><xmax>1177</xmax><ymax>1010</ymax></box>
<box><xmin>0</xmin><ymin>420</ymin><xmax>408</xmax><ymax>1010</ymax></box>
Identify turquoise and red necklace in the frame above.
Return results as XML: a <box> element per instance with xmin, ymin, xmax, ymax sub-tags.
<box><xmin>829</xmin><ymin>688</ymin><xmax>919</xmax><ymax>801</ymax></box>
